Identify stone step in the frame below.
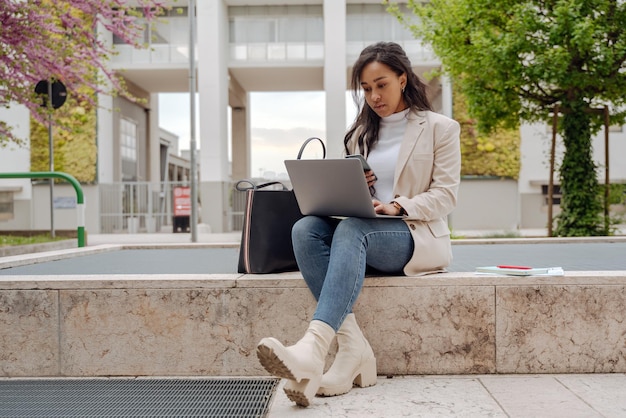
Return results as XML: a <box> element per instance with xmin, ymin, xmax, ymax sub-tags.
<box><xmin>1</xmin><ymin>271</ymin><xmax>625</xmax><ymax>377</ymax></box>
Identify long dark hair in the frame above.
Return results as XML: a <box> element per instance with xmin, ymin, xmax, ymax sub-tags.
<box><xmin>344</xmin><ymin>42</ymin><xmax>432</xmax><ymax>154</ymax></box>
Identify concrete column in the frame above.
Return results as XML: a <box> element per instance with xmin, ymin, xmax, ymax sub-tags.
<box><xmin>323</xmin><ymin>0</ymin><xmax>347</xmax><ymax>158</ymax></box>
<box><xmin>229</xmin><ymin>76</ymin><xmax>249</xmax><ymax>181</ymax></box>
<box><xmin>146</xmin><ymin>93</ymin><xmax>160</xmax><ymax>233</ymax></box>
<box><xmin>231</xmin><ymin>106</ymin><xmax>249</xmax><ymax>181</ymax></box>
<box><xmin>197</xmin><ymin>0</ymin><xmax>230</xmax><ymax>232</ymax></box>
<box><xmin>96</xmin><ymin>22</ymin><xmax>115</xmax><ymax>185</ymax></box>
<box><xmin>148</xmin><ymin>93</ymin><xmax>160</xmax><ymax>183</ymax></box>
<box><xmin>97</xmin><ymin>93</ymin><xmax>114</xmax><ymax>184</ymax></box>
<box><xmin>441</xmin><ymin>75</ymin><xmax>453</xmax><ymax>119</ymax></box>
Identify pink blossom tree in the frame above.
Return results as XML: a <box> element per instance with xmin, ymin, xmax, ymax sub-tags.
<box><xmin>0</xmin><ymin>0</ymin><xmax>165</xmax><ymax>145</ymax></box>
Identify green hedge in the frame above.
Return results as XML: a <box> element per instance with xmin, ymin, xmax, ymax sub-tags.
<box><xmin>454</xmin><ymin>83</ymin><xmax>520</xmax><ymax>179</ymax></box>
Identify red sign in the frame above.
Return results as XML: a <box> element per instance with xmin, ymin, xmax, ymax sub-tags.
<box><xmin>173</xmin><ymin>186</ymin><xmax>191</xmax><ymax>216</ymax></box>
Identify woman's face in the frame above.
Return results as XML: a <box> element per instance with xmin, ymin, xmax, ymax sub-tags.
<box><xmin>360</xmin><ymin>61</ymin><xmax>407</xmax><ymax>118</ymax></box>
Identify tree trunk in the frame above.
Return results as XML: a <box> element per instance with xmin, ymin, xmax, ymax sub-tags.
<box><xmin>554</xmin><ymin>99</ymin><xmax>603</xmax><ymax>236</ymax></box>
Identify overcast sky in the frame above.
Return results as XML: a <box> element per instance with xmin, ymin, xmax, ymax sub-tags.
<box><xmin>159</xmin><ymin>92</ymin><xmax>357</xmax><ymax>179</ymax></box>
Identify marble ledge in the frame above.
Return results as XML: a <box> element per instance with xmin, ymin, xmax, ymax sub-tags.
<box><xmin>241</xmin><ymin>270</ymin><xmax>626</xmax><ymax>288</ymax></box>
<box><xmin>368</xmin><ymin>271</ymin><xmax>626</xmax><ymax>287</ymax></box>
<box><xmin>0</xmin><ymin>274</ymin><xmax>241</xmax><ymax>290</ymax></box>
<box><xmin>1</xmin><ymin>270</ymin><xmax>625</xmax><ymax>291</ymax></box>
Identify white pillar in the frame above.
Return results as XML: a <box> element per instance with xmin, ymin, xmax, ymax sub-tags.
<box><xmin>229</xmin><ymin>77</ymin><xmax>249</xmax><ymax>181</ymax></box>
<box><xmin>440</xmin><ymin>74</ymin><xmax>453</xmax><ymax>119</ymax></box>
<box><xmin>324</xmin><ymin>0</ymin><xmax>347</xmax><ymax>159</ymax></box>
<box><xmin>97</xmin><ymin>94</ymin><xmax>114</xmax><ymax>184</ymax></box>
<box><xmin>231</xmin><ymin>105</ymin><xmax>250</xmax><ymax>181</ymax></box>
<box><xmin>148</xmin><ymin>93</ymin><xmax>160</xmax><ymax>183</ymax></box>
<box><xmin>96</xmin><ymin>21</ymin><xmax>115</xmax><ymax>184</ymax></box>
<box><xmin>197</xmin><ymin>0</ymin><xmax>230</xmax><ymax>232</ymax></box>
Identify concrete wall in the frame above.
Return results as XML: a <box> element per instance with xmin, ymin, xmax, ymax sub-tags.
<box><xmin>30</xmin><ymin>184</ymin><xmax>100</xmax><ymax>234</ymax></box>
<box><xmin>1</xmin><ymin>265</ymin><xmax>625</xmax><ymax>377</ymax></box>
<box><xmin>0</xmin><ymin>104</ymin><xmax>32</xmax><ymax>230</ymax></box>
<box><xmin>0</xmin><ymin>104</ymin><xmax>31</xmax><ymax>199</ymax></box>
<box><xmin>0</xmin><ymin>200</ymin><xmax>31</xmax><ymax>231</ymax></box>
<box><xmin>451</xmin><ymin>177</ymin><xmax>519</xmax><ymax>232</ymax></box>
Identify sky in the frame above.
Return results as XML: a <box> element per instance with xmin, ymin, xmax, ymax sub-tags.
<box><xmin>158</xmin><ymin>91</ymin><xmax>358</xmax><ymax>179</ymax></box>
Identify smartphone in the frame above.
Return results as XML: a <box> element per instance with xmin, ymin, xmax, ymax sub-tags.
<box><xmin>346</xmin><ymin>154</ymin><xmax>371</xmax><ymax>171</ymax></box>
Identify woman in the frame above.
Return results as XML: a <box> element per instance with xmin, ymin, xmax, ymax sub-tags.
<box><xmin>256</xmin><ymin>42</ymin><xmax>461</xmax><ymax>407</ymax></box>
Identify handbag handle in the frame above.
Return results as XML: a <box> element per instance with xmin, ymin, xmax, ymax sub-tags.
<box><xmin>235</xmin><ymin>179</ymin><xmax>288</xmax><ymax>191</ymax></box>
<box><xmin>235</xmin><ymin>137</ymin><xmax>326</xmax><ymax>192</ymax></box>
<box><xmin>297</xmin><ymin>137</ymin><xmax>326</xmax><ymax>160</ymax></box>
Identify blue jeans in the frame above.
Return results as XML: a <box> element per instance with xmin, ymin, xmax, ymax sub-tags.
<box><xmin>291</xmin><ymin>216</ymin><xmax>414</xmax><ymax>332</ymax></box>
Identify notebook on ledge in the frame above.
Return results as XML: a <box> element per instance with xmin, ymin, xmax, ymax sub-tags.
<box><xmin>284</xmin><ymin>158</ymin><xmax>404</xmax><ymax>219</ymax></box>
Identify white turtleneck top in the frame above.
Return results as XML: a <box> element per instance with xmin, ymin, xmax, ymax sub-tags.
<box><xmin>366</xmin><ymin>108</ymin><xmax>409</xmax><ymax>203</ymax></box>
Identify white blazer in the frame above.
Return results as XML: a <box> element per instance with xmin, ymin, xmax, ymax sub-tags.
<box><xmin>345</xmin><ymin>109</ymin><xmax>461</xmax><ymax>275</ymax></box>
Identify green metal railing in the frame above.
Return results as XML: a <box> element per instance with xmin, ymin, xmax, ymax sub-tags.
<box><xmin>0</xmin><ymin>172</ymin><xmax>85</xmax><ymax>247</ymax></box>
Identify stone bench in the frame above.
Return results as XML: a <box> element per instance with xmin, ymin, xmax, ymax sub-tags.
<box><xmin>2</xmin><ymin>269</ymin><xmax>625</xmax><ymax>377</ymax></box>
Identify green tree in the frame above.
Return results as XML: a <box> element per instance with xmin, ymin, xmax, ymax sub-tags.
<box><xmin>0</xmin><ymin>0</ymin><xmax>164</xmax><ymax>145</ymax></box>
<box><xmin>387</xmin><ymin>0</ymin><xmax>626</xmax><ymax>236</ymax></box>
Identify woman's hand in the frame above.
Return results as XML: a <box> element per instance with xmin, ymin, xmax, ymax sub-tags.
<box><xmin>372</xmin><ymin>199</ymin><xmax>402</xmax><ymax>216</ymax></box>
<box><xmin>365</xmin><ymin>169</ymin><xmax>377</xmax><ymax>188</ymax></box>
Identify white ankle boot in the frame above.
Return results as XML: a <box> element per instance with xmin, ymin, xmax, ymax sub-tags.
<box><xmin>257</xmin><ymin>320</ymin><xmax>335</xmax><ymax>407</ymax></box>
<box><xmin>316</xmin><ymin>313</ymin><xmax>377</xmax><ymax>397</ymax></box>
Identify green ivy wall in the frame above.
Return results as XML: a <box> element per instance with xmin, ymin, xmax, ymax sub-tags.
<box><xmin>30</xmin><ymin>93</ymin><xmax>97</xmax><ymax>183</ymax></box>
<box><xmin>454</xmin><ymin>84</ymin><xmax>521</xmax><ymax>179</ymax></box>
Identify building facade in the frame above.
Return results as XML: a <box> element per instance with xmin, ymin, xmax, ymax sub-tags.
<box><xmin>1</xmin><ymin>0</ymin><xmax>624</xmax><ymax>235</ymax></box>
<box><xmin>109</xmin><ymin>0</ymin><xmax>451</xmax><ymax>233</ymax></box>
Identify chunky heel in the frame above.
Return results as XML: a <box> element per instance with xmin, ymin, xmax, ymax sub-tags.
<box><xmin>353</xmin><ymin>356</ymin><xmax>377</xmax><ymax>388</ymax></box>
<box><xmin>283</xmin><ymin>376</ymin><xmax>321</xmax><ymax>407</ymax></box>
<box><xmin>316</xmin><ymin>314</ymin><xmax>377</xmax><ymax>397</ymax></box>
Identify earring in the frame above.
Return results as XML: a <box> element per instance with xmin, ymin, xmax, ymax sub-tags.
<box><xmin>401</xmin><ymin>86</ymin><xmax>405</xmax><ymax>93</ymax></box>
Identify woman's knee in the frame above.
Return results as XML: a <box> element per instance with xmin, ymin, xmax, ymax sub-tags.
<box><xmin>291</xmin><ymin>216</ymin><xmax>332</xmax><ymax>242</ymax></box>
<box><xmin>292</xmin><ymin>216</ymin><xmax>316</xmax><ymax>239</ymax></box>
<box><xmin>333</xmin><ymin>217</ymin><xmax>368</xmax><ymax>238</ymax></box>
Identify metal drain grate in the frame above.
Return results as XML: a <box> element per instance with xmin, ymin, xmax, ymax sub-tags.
<box><xmin>0</xmin><ymin>377</ymin><xmax>279</xmax><ymax>418</ymax></box>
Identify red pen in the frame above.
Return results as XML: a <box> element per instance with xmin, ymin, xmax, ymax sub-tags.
<box><xmin>497</xmin><ymin>265</ymin><xmax>532</xmax><ymax>270</ymax></box>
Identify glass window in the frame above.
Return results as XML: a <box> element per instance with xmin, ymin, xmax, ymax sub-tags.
<box><xmin>279</xmin><ymin>17</ymin><xmax>305</xmax><ymax>42</ymax></box>
<box><xmin>247</xmin><ymin>20</ymin><xmax>276</xmax><ymax>43</ymax></box>
<box><xmin>120</xmin><ymin>118</ymin><xmax>138</xmax><ymax>181</ymax></box>
<box><xmin>228</xmin><ymin>5</ymin><xmax>323</xmax><ymax>44</ymax></box>
<box><xmin>112</xmin><ymin>7</ymin><xmax>186</xmax><ymax>45</ymax></box>
<box><xmin>229</xmin><ymin>18</ymin><xmax>247</xmax><ymax>43</ymax></box>
<box><xmin>347</xmin><ymin>3</ymin><xmax>415</xmax><ymax>42</ymax></box>
<box><xmin>306</xmin><ymin>16</ymin><xmax>324</xmax><ymax>42</ymax></box>
<box><xmin>0</xmin><ymin>192</ymin><xmax>13</xmax><ymax>220</ymax></box>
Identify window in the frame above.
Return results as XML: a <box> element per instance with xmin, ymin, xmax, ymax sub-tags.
<box><xmin>120</xmin><ymin>118</ymin><xmax>138</xmax><ymax>181</ymax></box>
<box><xmin>0</xmin><ymin>191</ymin><xmax>13</xmax><ymax>221</ymax></box>
<box><xmin>113</xmin><ymin>7</ymin><xmax>181</xmax><ymax>45</ymax></box>
<box><xmin>541</xmin><ymin>184</ymin><xmax>562</xmax><ymax>205</ymax></box>
<box><xmin>228</xmin><ymin>5</ymin><xmax>323</xmax><ymax>44</ymax></box>
<box><xmin>347</xmin><ymin>4</ymin><xmax>414</xmax><ymax>42</ymax></box>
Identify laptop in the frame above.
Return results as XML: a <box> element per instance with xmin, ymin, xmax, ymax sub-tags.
<box><xmin>284</xmin><ymin>158</ymin><xmax>404</xmax><ymax>218</ymax></box>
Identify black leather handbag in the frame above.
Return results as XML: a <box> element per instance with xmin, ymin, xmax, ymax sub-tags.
<box><xmin>236</xmin><ymin>137</ymin><xmax>326</xmax><ymax>274</ymax></box>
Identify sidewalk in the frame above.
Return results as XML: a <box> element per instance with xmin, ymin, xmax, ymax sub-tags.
<box><xmin>268</xmin><ymin>374</ymin><xmax>626</xmax><ymax>417</ymax></box>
